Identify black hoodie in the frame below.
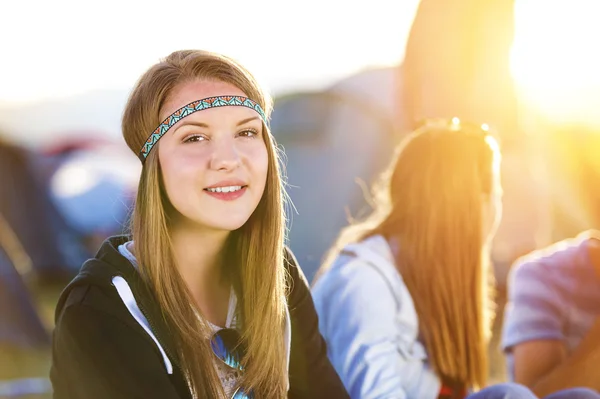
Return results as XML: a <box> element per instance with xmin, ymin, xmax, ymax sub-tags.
<box><xmin>50</xmin><ymin>236</ymin><xmax>349</xmax><ymax>399</ymax></box>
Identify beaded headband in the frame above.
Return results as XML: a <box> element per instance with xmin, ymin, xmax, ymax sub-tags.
<box><xmin>138</xmin><ymin>95</ymin><xmax>267</xmax><ymax>163</ymax></box>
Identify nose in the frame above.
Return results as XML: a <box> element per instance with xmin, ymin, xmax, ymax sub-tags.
<box><xmin>209</xmin><ymin>137</ymin><xmax>241</xmax><ymax>171</ymax></box>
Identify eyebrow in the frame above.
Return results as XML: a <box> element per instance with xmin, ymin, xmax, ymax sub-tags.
<box><xmin>173</xmin><ymin>116</ymin><xmax>261</xmax><ymax>133</ymax></box>
<box><xmin>236</xmin><ymin>116</ymin><xmax>261</xmax><ymax>126</ymax></box>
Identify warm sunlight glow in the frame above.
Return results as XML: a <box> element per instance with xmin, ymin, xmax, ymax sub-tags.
<box><xmin>511</xmin><ymin>0</ymin><xmax>600</xmax><ymax>127</ymax></box>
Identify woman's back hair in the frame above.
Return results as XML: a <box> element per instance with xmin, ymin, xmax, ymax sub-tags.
<box><xmin>317</xmin><ymin>119</ymin><xmax>501</xmax><ymax>389</ymax></box>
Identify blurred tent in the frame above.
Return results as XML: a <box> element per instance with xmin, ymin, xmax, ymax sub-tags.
<box><xmin>0</xmin><ymin>140</ymin><xmax>52</xmax><ymax>398</ymax></box>
<box><xmin>0</xmin><ymin>139</ymin><xmax>78</xmax><ymax>282</ymax></box>
<box><xmin>0</xmin><ymin>218</ymin><xmax>49</xmax><ymax>349</ymax></box>
<box><xmin>40</xmin><ymin>138</ymin><xmax>139</xmax><ymax>242</ymax></box>
<box><xmin>0</xmin><ymin>135</ymin><xmax>137</xmax><ymax>340</ymax></box>
<box><xmin>271</xmin><ymin>67</ymin><xmax>405</xmax><ymax>282</ymax></box>
<box><xmin>0</xmin><ymin>243</ymin><xmax>51</xmax><ymax>399</ymax></box>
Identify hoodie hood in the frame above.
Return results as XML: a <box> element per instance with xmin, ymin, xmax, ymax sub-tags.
<box><xmin>54</xmin><ymin>235</ymin><xmax>181</xmax><ymax>371</ymax></box>
<box><xmin>55</xmin><ymin>235</ymin><xmax>135</xmax><ymax>320</ymax></box>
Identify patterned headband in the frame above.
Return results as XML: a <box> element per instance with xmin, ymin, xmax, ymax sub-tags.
<box><xmin>138</xmin><ymin>95</ymin><xmax>268</xmax><ymax>163</ymax></box>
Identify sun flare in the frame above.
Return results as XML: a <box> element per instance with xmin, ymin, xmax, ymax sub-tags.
<box><xmin>510</xmin><ymin>0</ymin><xmax>600</xmax><ymax>127</ymax></box>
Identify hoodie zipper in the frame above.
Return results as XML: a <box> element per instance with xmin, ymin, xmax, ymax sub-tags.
<box><xmin>112</xmin><ymin>273</ymin><xmax>193</xmax><ymax>397</ymax></box>
<box><xmin>136</xmin><ymin>298</ymin><xmax>197</xmax><ymax>397</ymax></box>
<box><xmin>136</xmin><ymin>298</ymin><xmax>180</xmax><ymax>370</ymax></box>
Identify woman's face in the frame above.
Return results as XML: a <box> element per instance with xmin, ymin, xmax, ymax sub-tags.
<box><xmin>157</xmin><ymin>80</ymin><xmax>269</xmax><ymax>233</ymax></box>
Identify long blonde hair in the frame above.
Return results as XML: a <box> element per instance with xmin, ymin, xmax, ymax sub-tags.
<box><xmin>317</xmin><ymin>121</ymin><xmax>500</xmax><ymax>389</ymax></box>
<box><xmin>122</xmin><ymin>50</ymin><xmax>288</xmax><ymax>398</ymax></box>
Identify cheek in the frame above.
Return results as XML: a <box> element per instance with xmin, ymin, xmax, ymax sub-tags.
<box><xmin>257</xmin><ymin>147</ymin><xmax>269</xmax><ymax>182</ymax></box>
<box><xmin>159</xmin><ymin>148</ymin><xmax>203</xmax><ymax>204</ymax></box>
<box><xmin>246</xmin><ymin>142</ymin><xmax>269</xmax><ymax>184</ymax></box>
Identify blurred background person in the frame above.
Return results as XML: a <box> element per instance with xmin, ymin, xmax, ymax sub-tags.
<box><xmin>311</xmin><ymin>120</ymin><xmax>505</xmax><ymax>398</ymax></box>
<box><xmin>502</xmin><ymin>229</ymin><xmax>600</xmax><ymax>396</ymax></box>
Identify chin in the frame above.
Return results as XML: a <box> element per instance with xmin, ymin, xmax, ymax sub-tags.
<box><xmin>204</xmin><ymin>215</ymin><xmax>253</xmax><ymax>232</ymax></box>
<box><xmin>181</xmin><ymin>204</ymin><xmax>259</xmax><ymax>233</ymax></box>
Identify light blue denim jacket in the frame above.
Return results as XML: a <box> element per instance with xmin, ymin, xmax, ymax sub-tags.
<box><xmin>312</xmin><ymin>235</ymin><xmax>440</xmax><ymax>399</ymax></box>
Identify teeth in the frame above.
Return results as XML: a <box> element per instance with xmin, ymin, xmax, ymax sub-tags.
<box><xmin>206</xmin><ymin>186</ymin><xmax>243</xmax><ymax>193</ymax></box>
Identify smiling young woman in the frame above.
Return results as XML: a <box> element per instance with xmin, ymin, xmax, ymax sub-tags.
<box><xmin>49</xmin><ymin>50</ymin><xmax>349</xmax><ymax>399</ymax></box>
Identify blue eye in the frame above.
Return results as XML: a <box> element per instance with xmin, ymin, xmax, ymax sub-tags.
<box><xmin>183</xmin><ymin>135</ymin><xmax>206</xmax><ymax>143</ymax></box>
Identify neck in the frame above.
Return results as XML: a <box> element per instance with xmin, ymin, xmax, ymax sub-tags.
<box><xmin>170</xmin><ymin>220</ymin><xmax>231</xmax><ymax>305</ymax></box>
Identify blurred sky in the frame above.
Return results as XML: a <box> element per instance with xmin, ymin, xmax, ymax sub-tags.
<box><xmin>0</xmin><ymin>0</ymin><xmax>420</xmax><ymax>105</ymax></box>
<box><xmin>510</xmin><ymin>0</ymin><xmax>600</xmax><ymax>125</ymax></box>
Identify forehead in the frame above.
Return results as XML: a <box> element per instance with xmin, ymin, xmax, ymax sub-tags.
<box><xmin>159</xmin><ymin>80</ymin><xmax>251</xmax><ymax>122</ymax></box>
